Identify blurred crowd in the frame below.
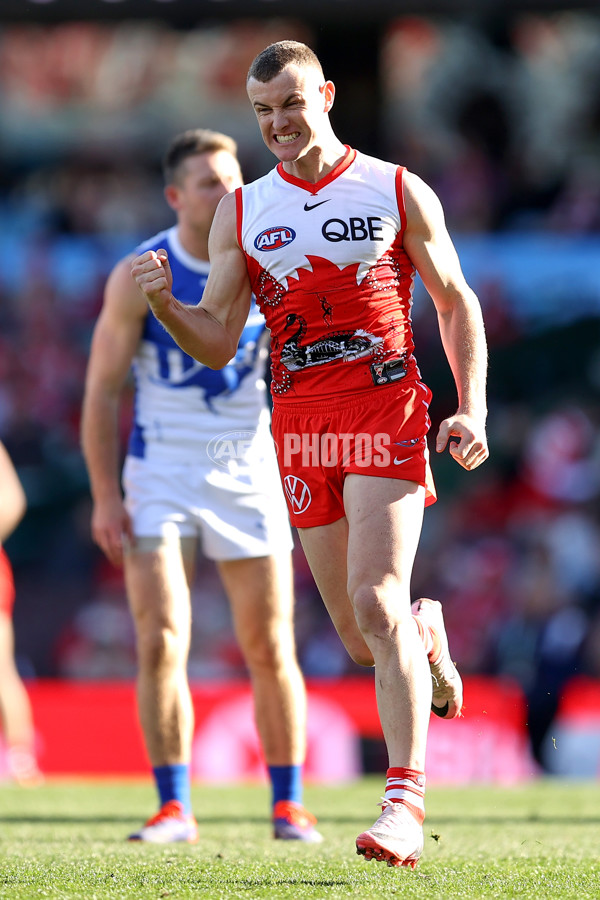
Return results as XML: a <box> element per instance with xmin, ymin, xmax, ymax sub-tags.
<box><xmin>0</xmin><ymin>12</ymin><xmax>600</xmax><ymax>771</ymax></box>
<box><xmin>381</xmin><ymin>13</ymin><xmax>600</xmax><ymax>234</ymax></box>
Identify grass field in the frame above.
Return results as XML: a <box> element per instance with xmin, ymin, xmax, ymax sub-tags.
<box><xmin>1</xmin><ymin>777</ymin><xmax>599</xmax><ymax>899</ymax></box>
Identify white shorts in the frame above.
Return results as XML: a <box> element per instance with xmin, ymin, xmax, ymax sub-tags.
<box><xmin>122</xmin><ymin>438</ymin><xmax>293</xmax><ymax>561</ymax></box>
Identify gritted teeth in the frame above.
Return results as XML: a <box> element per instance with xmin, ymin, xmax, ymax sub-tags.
<box><xmin>275</xmin><ymin>133</ymin><xmax>300</xmax><ymax>144</ymax></box>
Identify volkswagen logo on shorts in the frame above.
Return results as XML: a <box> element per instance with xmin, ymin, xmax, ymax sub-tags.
<box><xmin>283</xmin><ymin>475</ymin><xmax>312</xmax><ymax>513</ymax></box>
<box><xmin>207</xmin><ymin>430</ymin><xmax>256</xmax><ymax>468</ymax></box>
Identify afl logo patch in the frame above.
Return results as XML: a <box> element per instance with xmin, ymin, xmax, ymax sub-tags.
<box><xmin>283</xmin><ymin>475</ymin><xmax>312</xmax><ymax>514</ymax></box>
<box><xmin>254</xmin><ymin>226</ymin><xmax>296</xmax><ymax>251</ymax></box>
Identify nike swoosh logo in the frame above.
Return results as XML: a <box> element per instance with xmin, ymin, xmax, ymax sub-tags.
<box><xmin>303</xmin><ymin>199</ymin><xmax>331</xmax><ymax>211</ymax></box>
<box><xmin>431</xmin><ymin>701</ymin><xmax>449</xmax><ymax>718</ymax></box>
<box><xmin>393</xmin><ymin>457</ymin><xmax>412</xmax><ymax>465</ymax></box>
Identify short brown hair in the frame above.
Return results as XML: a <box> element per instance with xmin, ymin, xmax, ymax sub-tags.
<box><xmin>163</xmin><ymin>129</ymin><xmax>238</xmax><ymax>184</ymax></box>
<box><xmin>247</xmin><ymin>41</ymin><xmax>323</xmax><ymax>84</ymax></box>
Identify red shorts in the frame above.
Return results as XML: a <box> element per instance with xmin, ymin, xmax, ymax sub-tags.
<box><xmin>271</xmin><ymin>379</ymin><xmax>437</xmax><ymax>527</ymax></box>
<box><xmin>0</xmin><ymin>546</ymin><xmax>16</xmax><ymax>617</ymax></box>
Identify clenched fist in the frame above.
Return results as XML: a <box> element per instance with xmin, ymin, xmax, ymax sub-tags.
<box><xmin>131</xmin><ymin>249</ymin><xmax>174</xmax><ymax>316</ymax></box>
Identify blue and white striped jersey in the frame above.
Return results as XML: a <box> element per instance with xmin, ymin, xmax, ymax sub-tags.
<box><xmin>129</xmin><ymin>226</ymin><xmax>270</xmax><ymax>461</ymax></box>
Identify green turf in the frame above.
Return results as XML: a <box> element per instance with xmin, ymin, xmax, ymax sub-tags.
<box><xmin>0</xmin><ymin>777</ymin><xmax>599</xmax><ymax>899</ymax></box>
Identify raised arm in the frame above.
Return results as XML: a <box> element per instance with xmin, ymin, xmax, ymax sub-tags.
<box><xmin>131</xmin><ymin>192</ymin><xmax>252</xmax><ymax>369</ymax></box>
<box><xmin>403</xmin><ymin>170</ymin><xmax>489</xmax><ymax>471</ymax></box>
<box><xmin>81</xmin><ymin>256</ymin><xmax>146</xmax><ymax>565</ymax></box>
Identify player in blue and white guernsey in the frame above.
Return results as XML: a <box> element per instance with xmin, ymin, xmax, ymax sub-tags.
<box><xmin>129</xmin><ymin>228</ymin><xmax>269</xmax><ymax>461</ymax></box>
<box><xmin>81</xmin><ymin>129</ymin><xmax>321</xmax><ymax>844</ymax></box>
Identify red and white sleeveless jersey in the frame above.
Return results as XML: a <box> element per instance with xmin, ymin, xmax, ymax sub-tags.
<box><xmin>236</xmin><ymin>146</ymin><xmax>420</xmax><ymax>403</ymax></box>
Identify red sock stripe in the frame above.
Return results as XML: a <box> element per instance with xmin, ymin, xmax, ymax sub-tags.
<box><xmin>384</xmin><ymin>767</ymin><xmax>426</xmax><ymax>824</ymax></box>
<box><xmin>387</xmin><ymin>767</ymin><xmax>425</xmax><ymax>784</ymax></box>
<box><xmin>386</xmin><ymin>782</ymin><xmax>424</xmax><ymax>800</ymax></box>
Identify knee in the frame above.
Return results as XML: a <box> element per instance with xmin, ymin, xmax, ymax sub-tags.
<box><xmin>136</xmin><ymin>621</ymin><xmax>185</xmax><ymax>673</ymax></box>
<box><xmin>240</xmin><ymin>619</ymin><xmax>294</xmax><ymax>674</ymax></box>
<box><xmin>350</xmin><ymin>580</ymin><xmax>409</xmax><ymax>639</ymax></box>
<box><xmin>350</xmin><ymin>582</ymin><xmax>387</xmax><ymax>633</ymax></box>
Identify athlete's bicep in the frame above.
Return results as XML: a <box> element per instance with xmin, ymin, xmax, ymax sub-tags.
<box><xmin>402</xmin><ymin>172</ymin><xmax>474</xmax><ymax>314</ymax></box>
<box><xmin>201</xmin><ymin>193</ymin><xmax>252</xmax><ymax>344</ymax></box>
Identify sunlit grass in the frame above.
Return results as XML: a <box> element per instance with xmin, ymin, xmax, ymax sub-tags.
<box><xmin>1</xmin><ymin>777</ymin><xmax>599</xmax><ymax>898</ymax></box>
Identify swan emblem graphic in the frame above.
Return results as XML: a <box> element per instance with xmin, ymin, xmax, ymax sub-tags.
<box><xmin>280</xmin><ymin>313</ymin><xmax>383</xmax><ymax>372</ymax></box>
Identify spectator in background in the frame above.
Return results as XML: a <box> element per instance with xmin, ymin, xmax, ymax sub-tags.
<box><xmin>81</xmin><ymin>129</ymin><xmax>321</xmax><ymax>844</ymax></box>
<box><xmin>0</xmin><ymin>440</ymin><xmax>43</xmax><ymax>785</ymax></box>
